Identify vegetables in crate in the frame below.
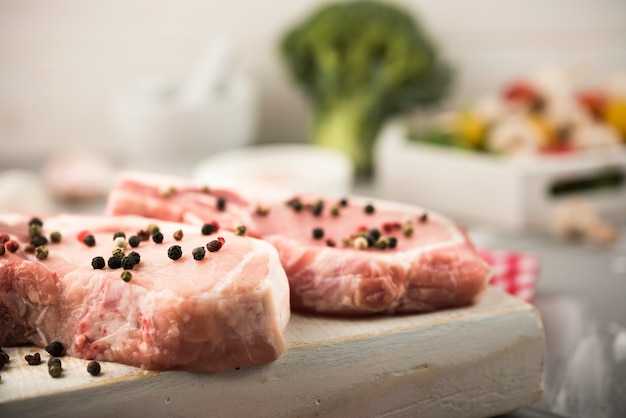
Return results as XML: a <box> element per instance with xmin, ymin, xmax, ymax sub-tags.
<box><xmin>409</xmin><ymin>68</ymin><xmax>626</xmax><ymax>156</ymax></box>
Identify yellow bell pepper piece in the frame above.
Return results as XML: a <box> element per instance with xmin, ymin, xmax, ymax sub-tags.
<box><xmin>604</xmin><ymin>98</ymin><xmax>626</xmax><ymax>141</ymax></box>
<box><xmin>455</xmin><ymin>111</ymin><xmax>486</xmax><ymax>148</ymax></box>
<box><xmin>528</xmin><ymin>115</ymin><xmax>553</xmax><ymax>148</ymax></box>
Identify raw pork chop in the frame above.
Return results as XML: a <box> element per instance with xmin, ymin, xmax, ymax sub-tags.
<box><xmin>0</xmin><ymin>213</ymin><xmax>290</xmax><ymax>373</ymax></box>
<box><xmin>107</xmin><ymin>172</ymin><xmax>492</xmax><ymax>315</ymax></box>
<box><xmin>253</xmin><ymin>197</ymin><xmax>491</xmax><ymax>314</ymax></box>
<box><xmin>106</xmin><ymin>171</ymin><xmax>262</xmax><ymax>237</ymax></box>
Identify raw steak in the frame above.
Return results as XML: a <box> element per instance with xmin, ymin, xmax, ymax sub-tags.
<box><xmin>0</xmin><ymin>213</ymin><xmax>290</xmax><ymax>373</ymax></box>
<box><xmin>107</xmin><ymin>172</ymin><xmax>492</xmax><ymax>315</ymax></box>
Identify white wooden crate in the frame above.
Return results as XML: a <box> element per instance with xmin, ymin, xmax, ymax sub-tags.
<box><xmin>0</xmin><ymin>288</ymin><xmax>544</xmax><ymax>418</ymax></box>
<box><xmin>375</xmin><ymin>124</ymin><xmax>626</xmax><ymax>231</ymax></box>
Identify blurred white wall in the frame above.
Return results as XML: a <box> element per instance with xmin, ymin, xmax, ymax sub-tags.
<box><xmin>0</xmin><ymin>0</ymin><xmax>625</xmax><ymax>167</ymax></box>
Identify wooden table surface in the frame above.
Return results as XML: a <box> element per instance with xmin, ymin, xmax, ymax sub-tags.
<box><xmin>0</xmin><ymin>287</ymin><xmax>544</xmax><ymax>418</ymax></box>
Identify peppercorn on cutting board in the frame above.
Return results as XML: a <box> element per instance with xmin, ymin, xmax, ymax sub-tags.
<box><xmin>0</xmin><ymin>287</ymin><xmax>545</xmax><ymax>418</ymax></box>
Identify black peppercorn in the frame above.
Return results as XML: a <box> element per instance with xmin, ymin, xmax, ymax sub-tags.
<box><xmin>113</xmin><ymin>231</ymin><xmax>126</xmax><ymax>240</ymax></box>
<box><xmin>311</xmin><ymin>200</ymin><xmax>324</xmax><ymax>216</ymax></box>
<box><xmin>152</xmin><ymin>231</ymin><xmax>164</xmax><ymax>244</ymax></box>
<box><xmin>364</xmin><ymin>204</ymin><xmax>375</xmax><ymax>215</ymax></box>
<box><xmin>87</xmin><ymin>361</ymin><xmax>101</xmax><ymax>376</ymax></box>
<box><xmin>201</xmin><ymin>223</ymin><xmax>214</xmax><ymax>235</ymax></box>
<box><xmin>339</xmin><ymin>198</ymin><xmax>348</xmax><ymax>207</ymax></box>
<box><xmin>0</xmin><ymin>243</ymin><xmax>5</xmax><ymax>256</ymax></box>
<box><xmin>48</xmin><ymin>357</ymin><xmax>62</xmax><ymax>368</ymax></box>
<box><xmin>111</xmin><ymin>247</ymin><xmax>124</xmax><ymax>259</ymax></box>
<box><xmin>121</xmin><ymin>256</ymin><xmax>135</xmax><ymax>270</ymax></box>
<box><xmin>312</xmin><ymin>228</ymin><xmax>324</xmax><ymax>240</ymax></box>
<box><xmin>167</xmin><ymin>245</ymin><xmax>183</xmax><ymax>260</ymax></box>
<box><xmin>35</xmin><ymin>245</ymin><xmax>49</xmax><ymax>260</ymax></box>
<box><xmin>369</xmin><ymin>228</ymin><xmax>381</xmax><ymax>240</ymax></box>
<box><xmin>45</xmin><ymin>341</ymin><xmax>64</xmax><ymax>357</ymax></box>
<box><xmin>388</xmin><ymin>237</ymin><xmax>398</xmax><ymax>249</ymax></box>
<box><xmin>128</xmin><ymin>235</ymin><xmax>140</xmax><ymax>248</ymax></box>
<box><xmin>0</xmin><ymin>348</ymin><xmax>8</xmax><ymax>366</ymax></box>
<box><xmin>48</xmin><ymin>364</ymin><xmax>62</xmax><ymax>378</ymax></box>
<box><xmin>216</xmin><ymin>197</ymin><xmax>227</xmax><ymax>211</ymax></box>
<box><xmin>255</xmin><ymin>205</ymin><xmax>270</xmax><ymax>216</ymax></box>
<box><xmin>121</xmin><ymin>270</ymin><xmax>133</xmax><ymax>282</ymax></box>
<box><xmin>28</xmin><ymin>224</ymin><xmax>42</xmax><ymax>239</ymax></box>
<box><xmin>419</xmin><ymin>212</ymin><xmax>429</xmax><ymax>223</ymax></box>
<box><xmin>192</xmin><ymin>246</ymin><xmax>206</xmax><ymax>260</ymax></box>
<box><xmin>50</xmin><ymin>231</ymin><xmax>62</xmax><ymax>243</ymax></box>
<box><xmin>128</xmin><ymin>251</ymin><xmax>141</xmax><ymax>265</ymax></box>
<box><xmin>29</xmin><ymin>217</ymin><xmax>43</xmax><ymax>227</ymax></box>
<box><xmin>83</xmin><ymin>234</ymin><xmax>96</xmax><ymax>247</ymax></box>
<box><xmin>30</xmin><ymin>234</ymin><xmax>48</xmax><ymax>247</ymax></box>
<box><xmin>108</xmin><ymin>256</ymin><xmax>122</xmax><ymax>269</ymax></box>
<box><xmin>287</xmin><ymin>197</ymin><xmax>303</xmax><ymax>212</ymax></box>
<box><xmin>375</xmin><ymin>237</ymin><xmax>389</xmax><ymax>250</ymax></box>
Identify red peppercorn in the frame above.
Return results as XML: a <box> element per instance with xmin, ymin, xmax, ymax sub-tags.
<box><xmin>217</xmin><ymin>236</ymin><xmax>225</xmax><ymax>245</ymax></box>
<box><xmin>137</xmin><ymin>230</ymin><xmax>151</xmax><ymax>241</ymax></box>
<box><xmin>5</xmin><ymin>240</ymin><xmax>19</xmax><ymax>253</ymax></box>
<box><xmin>325</xmin><ymin>239</ymin><xmax>336</xmax><ymax>247</ymax></box>
<box><xmin>356</xmin><ymin>225</ymin><xmax>368</xmax><ymax>233</ymax></box>
<box><xmin>382</xmin><ymin>222</ymin><xmax>402</xmax><ymax>233</ymax></box>
<box><xmin>0</xmin><ymin>233</ymin><xmax>10</xmax><ymax>244</ymax></box>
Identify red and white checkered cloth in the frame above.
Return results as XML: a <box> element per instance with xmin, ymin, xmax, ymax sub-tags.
<box><xmin>479</xmin><ymin>249</ymin><xmax>540</xmax><ymax>303</ymax></box>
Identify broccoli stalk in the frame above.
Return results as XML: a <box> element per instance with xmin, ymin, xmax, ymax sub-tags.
<box><xmin>280</xmin><ymin>0</ymin><xmax>453</xmax><ymax>175</ymax></box>
<box><xmin>313</xmin><ymin>95</ymin><xmax>383</xmax><ymax>173</ymax></box>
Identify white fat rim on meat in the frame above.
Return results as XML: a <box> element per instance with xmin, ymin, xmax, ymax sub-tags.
<box><xmin>211</xmin><ymin>239</ymin><xmax>281</xmax><ymax>293</ymax></box>
<box><xmin>194</xmin><ymin>237</ymin><xmax>290</xmax><ymax>333</ymax></box>
<box><xmin>211</xmin><ymin>248</ymin><xmax>259</xmax><ymax>294</ymax></box>
<box><xmin>35</xmin><ymin>305</ymin><xmax>51</xmax><ymax>345</ymax></box>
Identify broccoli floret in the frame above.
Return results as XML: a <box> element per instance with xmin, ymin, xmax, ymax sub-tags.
<box><xmin>280</xmin><ymin>0</ymin><xmax>453</xmax><ymax>174</ymax></box>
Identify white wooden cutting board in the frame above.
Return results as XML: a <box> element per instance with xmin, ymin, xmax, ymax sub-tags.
<box><xmin>0</xmin><ymin>287</ymin><xmax>544</xmax><ymax>418</ymax></box>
